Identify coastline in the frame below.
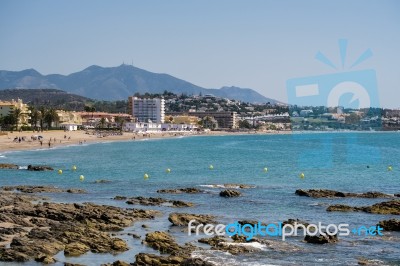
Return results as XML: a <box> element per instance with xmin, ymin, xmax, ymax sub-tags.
<box><xmin>0</xmin><ymin>130</ymin><xmax>291</xmax><ymax>154</ymax></box>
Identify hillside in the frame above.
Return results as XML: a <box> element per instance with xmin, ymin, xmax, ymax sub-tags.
<box><xmin>0</xmin><ymin>65</ymin><xmax>278</xmax><ymax>104</ymax></box>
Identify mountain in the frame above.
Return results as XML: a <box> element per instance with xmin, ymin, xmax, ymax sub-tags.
<box><xmin>0</xmin><ymin>65</ymin><xmax>279</xmax><ymax>103</ymax></box>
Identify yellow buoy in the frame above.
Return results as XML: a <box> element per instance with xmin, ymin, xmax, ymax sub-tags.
<box><xmin>166</xmin><ymin>168</ymin><xmax>171</xmax><ymax>173</ymax></box>
<box><xmin>144</xmin><ymin>173</ymin><xmax>149</xmax><ymax>179</ymax></box>
<box><xmin>79</xmin><ymin>175</ymin><xmax>84</xmax><ymax>181</ymax></box>
<box><xmin>209</xmin><ymin>165</ymin><xmax>214</xmax><ymax>170</ymax></box>
<box><xmin>388</xmin><ymin>166</ymin><xmax>393</xmax><ymax>171</ymax></box>
<box><xmin>72</xmin><ymin>165</ymin><xmax>77</xmax><ymax>171</ymax></box>
<box><xmin>299</xmin><ymin>173</ymin><xmax>305</xmax><ymax>179</ymax></box>
<box><xmin>263</xmin><ymin>167</ymin><xmax>268</xmax><ymax>173</ymax></box>
<box><xmin>58</xmin><ymin>169</ymin><xmax>63</xmax><ymax>175</ymax></box>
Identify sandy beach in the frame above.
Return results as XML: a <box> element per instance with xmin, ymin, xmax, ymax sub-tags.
<box><xmin>0</xmin><ymin>129</ymin><xmax>291</xmax><ymax>153</ymax></box>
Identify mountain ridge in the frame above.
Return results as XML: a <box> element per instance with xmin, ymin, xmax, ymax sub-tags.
<box><xmin>0</xmin><ymin>64</ymin><xmax>279</xmax><ymax>104</ymax></box>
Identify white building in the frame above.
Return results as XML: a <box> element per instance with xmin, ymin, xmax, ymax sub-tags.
<box><xmin>124</xmin><ymin>122</ymin><xmax>197</xmax><ymax>133</ymax></box>
<box><xmin>128</xmin><ymin>97</ymin><xmax>165</xmax><ymax>123</ymax></box>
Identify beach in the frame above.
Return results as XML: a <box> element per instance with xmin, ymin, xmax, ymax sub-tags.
<box><xmin>0</xmin><ymin>129</ymin><xmax>291</xmax><ymax>153</ymax></box>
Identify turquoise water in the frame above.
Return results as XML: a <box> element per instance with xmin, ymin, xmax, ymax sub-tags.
<box><xmin>0</xmin><ymin>132</ymin><xmax>399</xmax><ymax>265</ymax></box>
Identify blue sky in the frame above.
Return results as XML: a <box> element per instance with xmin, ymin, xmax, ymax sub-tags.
<box><xmin>0</xmin><ymin>0</ymin><xmax>399</xmax><ymax>108</ymax></box>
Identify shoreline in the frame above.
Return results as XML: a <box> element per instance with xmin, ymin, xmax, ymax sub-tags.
<box><xmin>0</xmin><ymin>130</ymin><xmax>291</xmax><ymax>154</ymax></box>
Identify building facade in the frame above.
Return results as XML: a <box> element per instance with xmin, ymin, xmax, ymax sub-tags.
<box><xmin>128</xmin><ymin>97</ymin><xmax>165</xmax><ymax>123</ymax></box>
<box><xmin>166</xmin><ymin>111</ymin><xmax>237</xmax><ymax>129</ymax></box>
<box><xmin>0</xmin><ymin>99</ymin><xmax>30</xmax><ymax>128</ymax></box>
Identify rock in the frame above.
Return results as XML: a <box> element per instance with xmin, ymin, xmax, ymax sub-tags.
<box><xmin>327</xmin><ymin>200</ymin><xmax>400</xmax><ymax>215</ymax></box>
<box><xmin>35</xmin><ymin>254</ymin><xmax>56</xmax><ymax>264</ymax></box>
<box><xmin>357</xmin><ymin>257</ymin><xmax>387</xmax><ymax>265</ymax></box>
<box><xmin>141</xmin><ymin>224</ymin><xmax>148</xmax><ymax>228</ymax></box>
<box><xmin>64</xmin><ymin>242</ymin><xmax>90</xmax><ymax>256</ymax></box>
<box><xmin>129</xmin><ymin>233</ymin><xmax>141</xmax><ymax>239</ymax></box>
<box><xmin>0</xmin><ymin>163</ymin><xmax>18</xmax><ymax>169</ymax></box>
<box><xmin>395</xmin><ymin>193</ymin><xmax>400</xmax><ymax>197</ymax></box>
<box><xmin>134</xmin><ymin>253</ymin><xmax>184</xmax><ymax>266</ymax></box>
<box><xmin>105</xmin><ymin>260</ymin><xmax>130</xmax><ymax>266</ymax></box>
<box><xmin>168</xmin><ymin>213</ymin><xmax>216</xmax><ymax>226</ymax></box>
<box><xmin>64</xmin><ymin>263</ymin><xmax>86</xmax><ymax>266</ymax></box>
<box><xmin>326</xmin><ymin>204</ymin><xmax>357</xmax><ymax>212</ymax></box>
<box><xmin>114</xmin><ymin>196</ymin><xmax>127</xmax><ymax>200</ymax></box>
<box><xmin>144</xmin><ymin>231</ymin><xmax>181</xmax><ymax>254</ymax></box>
<box><xmin>295</xmin><ymin>189</ymin><xmax>392</xmax><ymax>198</ymax></box>
<box><xmin>0</xmin><ymin>190</ymin><xmax>160</xmax><ymax>263</ymax></box>
<box><xmin>124</xmin><ymin>196</ymin><xmax>194</xmax><ymax>208</ymax></box>
<box><xmin>377</xmin><ymin>219</ymin><xmax>400</xmax><ymax>231</ymax></box>
<box><xmin>198</xmin><ymin>236</ymin><xmax>226</xmax><ymax>246</ymax></box>
<box><xmin>65</xmin><ymin>189</ymin><xmax>86</xmax><ymax>194</ymax></box>
<box><xmin>207</xmin><ymin>184</ymin><xmax>255</xmax><ymax>189</ymax></box>
<box><xmin>27</xmin><ymin>165</ymin><xmax>54</xmax><ymax>171</ymax></box>
<box><xmin>282</xmin><ymin>218</ymin><xmax>310</xmax><ymax>227</ymax></box>
<box><xmin>94</xmin><ymin>179</ymin><xmax>112</xmax><ymax>184</ymax></box>
<box><xmin>304</xmin><ymin>233</ymin><xmax>338</xmax><ymax>244</ymax></box>
<box><xmin>219</xmin><ymin>189</ymin><xmax>241</xmax><ymax>197</ymax></box>
<box><xmin>181</xmin><ymin>258</ymin><xmax>215</xmax><ymax>266</ymax></box>
<box><xmin>1</xmin><ymin>185</ymin><xmax>86</xmax><ymax>194</ymax></box>
<box><xmin>157</xmin><ymin>187</ymin><xmax>204</xmax><ymax>194</ymax></box>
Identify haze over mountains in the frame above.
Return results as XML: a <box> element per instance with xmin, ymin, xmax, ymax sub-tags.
<box><xmin>0</xmin><ymin>64</ymin><xmax>278</xmax><ymax>104</ymax></box>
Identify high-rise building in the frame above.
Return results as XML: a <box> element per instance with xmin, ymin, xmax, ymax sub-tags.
<box><xmin>128</xmin><ymin>97</ymin><xmax>165</xmax><ymax>123</ymax></box>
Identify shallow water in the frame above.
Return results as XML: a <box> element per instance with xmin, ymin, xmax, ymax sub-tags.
<box><xmin>0</xmin><ymin>132</ymin><xmax>399</xmax><ymax>265</ymax></box>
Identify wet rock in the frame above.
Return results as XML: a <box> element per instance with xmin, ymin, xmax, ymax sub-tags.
<box><xmin>377</xmin><ymin>219</ymin><xmax>400</xmax><ymax>231</ymax></box>
<box><xmin>282</xmin><ymin>218</ymin><xmax>310</xmax><ymax>227</ymax></box>
<box><xmin>168</xmin><ymin>213</ymin><xmax>216</xmax><ymax>226</ymax></box>
<box><xmin>27</xmin><ymin>165</ymin><xmax>54</xmax><ymax>171</ymax></box>
<box><xmin>395</xmin><ymin>193</ymin><xmax>400</xmax><ymax>197</ymax></box>
<box><xmin>144</xmin><ymin>231</ymin><xmax>181</xmax><ymax>254</ymax></box>
<box><xmin>0</xmin><ymin>190</ymin><xmax>160</xmax><ymax>263</ymax></box>
<box><xmin>101</xmin><ymin>260</ymin><xmax>131</xmax><ymax>266</ymax></box>
<box><xmin>35</xmin><ymin>254</ymin><xmax>56</xmax><ymax>264</ymax></box>
<box><xmin>295</xmin><ymin>189</ymin><xmax>392</xmax><ymax>198</ymax></box>
<box><xmin>114</xmin><ymin>196</ymin><xmax>127</xmax><ymax>200</ymax></box>
<box><xmin>357</xmin><ymin>257</ymin><xmax>387</xmax><ymax>265</ymax></box>
<box><xmin>64</xmin><ymin>263</ymin><xmax>86</xmax><ymax>266</ymax></box>
<box><xmin>208</xmin><ymin>184</ymin><xmax>255</xmax><ymax>189</ymax></box>
<box><xmin>2</xmin><ymin>185</ymin><xmax>86</xmax><ymax>194</ymax></box>
<box><xmin>134</xmin><ymin>253</ymin><xmax>184</xmax><ymax>266</ymax></box>
<box><xmin>198</xmin><ymin>236</ymin><xmax>226</xmax><ymax>246</ymax></box>
<box><xmin>327</xmin><ymin>200</ymin><xmax>400</xmax><ymax>215</ymax></box>
<box><xmin>94</xmin><ymin>179</ymin><xmax>112</xmax><ymax>184</ymax></box>
<box><xmin>124</xmin><ymin>196</ymin><xmax>194</xmax><ymax>208</ymax></box>
<box><xmin>219</xmin><ymin>189</ymin><xmax>241</xmax><ymax>197</ymax></box>
<box><xmin>304</xmin><ymin>233</ymin><xmax>338</xmax><ymax>244</ymax></box>
<box><xmin>181</xmin><ymin>258</ymin><xmax>215</xmax><ymax>266</ymax></box>
<box><xmin>0</xmin><ymin>163</ymin><xmax>18</xmax><ymax>169</ymax></box>
<box><xmin>157</xmin><ymin>188</ymin><xmax>204</xmax><ymax>194</ymax></box>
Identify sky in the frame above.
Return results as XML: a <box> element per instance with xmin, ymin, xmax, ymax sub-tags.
<box><xmin>0</xmin><ymin>0</ymin><xmax>399</xmax><ymax>108</ymax></box>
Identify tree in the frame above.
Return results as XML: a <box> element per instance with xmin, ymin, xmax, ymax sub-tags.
<box><xmin>12</xmin><ymin>108</ymin><xmax>22</xmax><ymax>130</ymax></box>
<box><xmin>99</xmin><ymin>117</ymin><xmax>106</xmax><ymax>128</ymax></box>
<box><xmin>44</xmin><ymin>108</ymin><xmax>59</xmax><ymax>129</ymax></box>
<box><xmin>39</xmin><ymin>106</ymin><xmax>46</xmax><ymax>130</ymax></box>
<box><xmin>239</xmin><ymin>120</ymin><xmax>252</xmax><ymax>129</ymax></box>
<box><xmin>29</xmin><ymin>106</ymin><xmax>40</xmax><ymax>130</ymax></box>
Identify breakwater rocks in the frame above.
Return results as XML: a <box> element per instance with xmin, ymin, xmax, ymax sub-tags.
<box><xmin>0</xmin><ymin>164</ymin><xmax>54</xmax><ymax>171</ymax></box>
<box><xmin>326</xmin><ymin>200</ymin><xmax>400</xmax><ymax>215</ymax></box>
<box><xmin>295</xmin><ymin>189</ymin><xmax>394</xmax><ymax>198</ymax></box>
<box><xmin>0</xmin><ymin>189</ymin><xmax>160</xmax><ymax>264</ymax></box>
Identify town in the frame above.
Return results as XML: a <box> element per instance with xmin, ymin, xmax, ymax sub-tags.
<box><xmin>0</xmin><ymin>91</ymin><xmax>400</xmax><ymax>132</ymax></box>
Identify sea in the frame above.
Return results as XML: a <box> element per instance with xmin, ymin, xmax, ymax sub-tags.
<box><xmin>0</xmin><ymin>132</ymin><xmax>399</xmax><ymax>265</ymax></box>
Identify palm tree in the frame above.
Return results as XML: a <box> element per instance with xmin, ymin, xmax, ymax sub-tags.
<box><xmin>12</xmin><ymin>108</ymin><xmax>22</xmax><ymax>130</ymax></box>
<box><xmin>99</xmin><ymin>117</ymin><xmax>106</xmax><ymax>128</ymax></box>
<box><xmin>29</xmin><ymin>106</ymin><xmax>40</xmax><ymax>131</ymax></box>
<box><xmin>44</xmin><ymin>108</ymin><xmax>59</xmax><ymax>129</ymax></box>
<box><xmin>39</xmin><ymin>106</ymin><xmax>46</xmax><ymax>130</ymax></box>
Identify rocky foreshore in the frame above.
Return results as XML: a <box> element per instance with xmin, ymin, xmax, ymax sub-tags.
<box><xmin>114</xmin><ymin>196</ymin><xmax>194</xmax><ymax>208</ymax></box>
<box><xmin>0</xmin><ymin>188</ymin><xmax>160</xmax><ymax>264</ymax></box>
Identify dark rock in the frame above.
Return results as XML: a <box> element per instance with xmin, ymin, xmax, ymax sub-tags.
<box><xmin>35</xmin><ymin>254</ymin><xmax>56</xmax><ymax>264</ymax></box>
<box><xmin>304</xmin><ymin>233</ymin><xmax>338</xmax><ymax>244</ymax></box>
<box><xmin>282</xmin><ymin>218</ymin><xmax>310</xmax><ymax>227</ymax></box>
<box><xmin>0</xmin><ymin>163</ymin><xmax>18</xmax><ymax>169</ymax></box>
<box><xmin>157</xmin><ymin>187</ymin><xmax>203</xmax><ymax>194</ymax></box>
<box><xmin>377</xmin><ymin>219</ymin><xmax>400</xmax><ymax>231</ymax></box>
<box><xmin>124</xmin><ymin>196</ymin><xmax>193</xmax><ymax>208</ymax></box>
<box><xmin>168</xmin><ymin>213</ymin><xmax>216</xmax><ymax>226</ymax></box>
<box><xmin>220</xmin><ymin>189</ymin><xmax>241</xmax><ymax>197</ymax></box>
<box><xmin>295</xmin><ymin>189</ymin><xmax>392</xmax><ymax>198</ymax></box>
<box><xmin>94</xmin><ymin>179</ymin><xmax>112</xmax><ymax>184</ymax></box>
<box><xmin>144</xmin><ymin>231</ymin><xmax>181</xmax><ymax>254</ymax></box>
<box><xmin>1</xmin><ymin>185</ymin><xmax>86</xmax><ymax>194</ymax></box>
<box><xmin>181</xmin><ymin>258</ymin><xmax>215</xmax><ymax>266</ymax></box>
<box><xmin>395</xmin><ymin>193</ymin><xmax>400</xmax><ymax>197</ymax></box>
<box><xmin>114</xmin><ymin>196</ymin><xmax>127</xmax><ymax>200</ymax></box>
<box><xmin>65</xmin><ymin>189</ymin><xmax>86</xmax><ymax>194</ymax></box>
<box><xmin>327</xmin><ymin>200</ymin><xmax>400</xmax><ymax>215</ymax></box>
<box><xmin>134</xmin><ymin>253</ymin><xmax>183</xmax><ymax>266</ymax></box>
<box><xmin>27</xmin><ymin>165</ymin><xmax>54</xmax><ymax>171</ymax></box>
